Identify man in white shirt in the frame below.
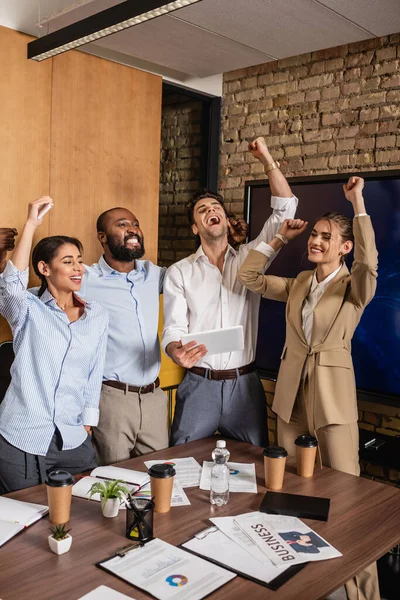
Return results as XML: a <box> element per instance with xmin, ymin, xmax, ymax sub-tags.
<box><xmin>162</xmin><ymin>137</ymin><xmax>298</xmax><ymax>447</ymax></box>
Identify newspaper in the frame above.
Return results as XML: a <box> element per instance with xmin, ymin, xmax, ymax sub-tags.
<box><xmin>234</xmin><ymin>512</ymin><xmax>342</xmax><ymax>566</ymax></box>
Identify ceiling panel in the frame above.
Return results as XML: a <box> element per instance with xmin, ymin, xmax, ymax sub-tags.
<box><xmin>95</xmin><ymin>15</ymin><xmax>275</xmax><ymax>77</ymax></box>
<box><xmin>173</xmin><ymin>0</ymin><xmax>371</xmax><ymax>59</ymax></box>
<box><xmin>317</xmin><ymin>0</ymin><xmax>400</xmax><ymax>36</ymax></box>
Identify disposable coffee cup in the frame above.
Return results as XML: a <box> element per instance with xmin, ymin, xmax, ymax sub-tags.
<box><xmin>45</xmin><ymin>470</ymin><xmax>75</xmax><ymax>524</ymax></box>
<box><xmin>295</xmin><ymin>435</ymin><xmax>319</xmax><ymax>478</ymax></box>
<box><xmin>148</xmin><ymin>464</ymin><xmax>176</xmax><ymax>514</ymax></box>
<box><xmin>263</xmin><ymin>446</ymin><xmax>288</xmax><ymax>490</ymax></box>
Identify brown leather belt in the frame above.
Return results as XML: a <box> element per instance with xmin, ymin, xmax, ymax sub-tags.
<box><xmin>189</xmin><ymin>362</ymin><xmax>256</xmax><ymax>381</ymax></box>
<box><xmin>103</xmin><ymin>377</ymin><xmax>160</xmax><ymax>394</ymax></box>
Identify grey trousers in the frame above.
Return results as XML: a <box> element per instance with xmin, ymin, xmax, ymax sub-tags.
<box><xmin>170</xmin><ymin>370</ymin><xmax>269</xmax><ymax>447</ymax></box>
<box><xmin>0</xmin><ymin>430</ymin><xmax>97</xmax><ymax>495</ymax></box>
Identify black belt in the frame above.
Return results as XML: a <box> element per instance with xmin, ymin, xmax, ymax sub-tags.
<box><xmin>103</xmin><ymin>378</ymin><xmax>160</xmax><ymax>394</ymax></box>
<box><xmin>189</xmin><ymin>362</ymin><xmax>256</xmax><ymax>381</ymax></box>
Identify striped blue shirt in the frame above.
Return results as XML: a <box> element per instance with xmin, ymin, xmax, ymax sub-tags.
<box><xmin>78</xmin><ymin>256</ymin><xmax>166</xmax><ymax>386</ymax></box>
<box><xmin>0</xmin><ymin>261</ymin><xmax>109</xmax><ymax>456</ymax></box>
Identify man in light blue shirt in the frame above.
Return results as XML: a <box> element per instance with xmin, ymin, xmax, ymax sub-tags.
<box><xmin>78</xmin><ymin>207</ymin><xmax>169</xmax><ymax>465</ymax></box>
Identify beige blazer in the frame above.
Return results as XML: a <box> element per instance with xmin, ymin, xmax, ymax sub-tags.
<box><xmin>238</xmin><ymin>216</ymin><xmax>378</xmax><ymax>430</ymax></box>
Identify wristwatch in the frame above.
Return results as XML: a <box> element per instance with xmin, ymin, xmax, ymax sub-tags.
<box><xmin>264</xmin><ymin>160</ymin><xmax>280</xmax><ymax>173</ymax></box>
<box><xmin>274</xmin><ymin>232</ymin><xmax>288</xmax><ymax>245</ymax></box>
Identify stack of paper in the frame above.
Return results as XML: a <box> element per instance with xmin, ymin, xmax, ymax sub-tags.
<box><xmin>0</xmin><ymin>497</ymin><xmax>48</xmax><ymax>547</ymax></box>
<box><xmin>200</xmin><ymin>461</ymin><xmax>257</xmax><ymax>493</ymax></box>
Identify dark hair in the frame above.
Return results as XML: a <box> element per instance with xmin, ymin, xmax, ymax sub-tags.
<box><xmin>186</xmin><ymin>190</ymin><xmax>227</xmax><ymax>226</ymax></box>
<box><xmin>96</xmin><ymin>207</ymin><xmax>126</xmax><ymax>232</ymax></box>
<box><xmin>314</xmin><ymin>212</ymin><xmax>354</xmax><ymax>263</ymax></box>
<box><xmin>32</xmin><ymin>236</ymin><xmax>83</xmax><ymax>297</ymax></box>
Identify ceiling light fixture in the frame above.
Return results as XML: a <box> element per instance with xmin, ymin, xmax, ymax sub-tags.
<box><xmin>28</xmin><ymin>0</ymin><xmax>202</xmax><ymax>61</ymax></box>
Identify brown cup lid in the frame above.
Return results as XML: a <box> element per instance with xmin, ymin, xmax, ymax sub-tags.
<box><xmin>263</xmin><ymin>446</ymin><xmax>288</xmax><ymax>458</ymax></box>
<box><xmin>295</xmin><ymin>435</ymin><xmax>318</xmax><ymax>448</ymax></box>
<box><xmin>45</xmin><ymin>470</ymin><xmax>75</xmax><ymax>487</ymax></box>
<box><xmin>148</xmin><ymin>464</ymin><xmax>176</xmax><ymax>479</ymax></box>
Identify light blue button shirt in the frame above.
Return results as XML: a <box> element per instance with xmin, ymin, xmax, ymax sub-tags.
<box><xmin>0</xmin><ymin>261</ymin><xmax>109</xmax><ymax>456</ymax></box>
<box><xmin>78</xmin><ymin>256</ymin><xmax>166</xmax><ymax>386</ymax></box>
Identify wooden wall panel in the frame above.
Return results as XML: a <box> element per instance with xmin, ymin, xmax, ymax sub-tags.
<box><xmin>0</xmin><ymin>26</ymin><xmax>52</xmax><ymax>341</ymax></box>
<box><xmin>49</xmin><ymin>51</ymin><xmax>162</xmax><ymax>265</ymax></box>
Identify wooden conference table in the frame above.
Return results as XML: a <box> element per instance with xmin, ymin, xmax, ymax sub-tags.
<box><xmin>2</xmin><ymin>436</ymin><xmax>400</xmax><ymax>600</ymax></box>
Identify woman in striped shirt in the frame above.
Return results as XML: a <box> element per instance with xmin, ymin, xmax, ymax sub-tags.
<box><xmin>0</xmin><ymin>197</ymin><xmax>109</xmax><ymax>494</ymax></box>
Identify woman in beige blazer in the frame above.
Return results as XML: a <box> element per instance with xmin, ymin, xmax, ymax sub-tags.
<box><xmin>238</xmin><ymin>176</ymin><xmax>379</xmax><ymax>600</ymax></box>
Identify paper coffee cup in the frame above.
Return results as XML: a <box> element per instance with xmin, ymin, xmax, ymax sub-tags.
<box><xmin>148</xmin><ymin>464</ymin><xmax>175</xmax><ymax>514</ymax></box>
<box><xmin>45</xmin><ymin>470</ymin><xmax>75</xmax><ymax>524</ymax></box>
<box><xmin>263</xmin><ymin>446</ymin><xmax>288</xmax><ymax>490</ymax></box>
<box><xmin>295</xmin><ymin>435</ymin><xmax>319</xmax><ymax>478</ymax></box>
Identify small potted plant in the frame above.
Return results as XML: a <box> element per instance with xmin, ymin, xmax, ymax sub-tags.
<box><xmin>88</xmin><ymin>479</ymin><xmax>130</xmax><ymax>518</ymax></box>
<box><xmin>48</xmin><ymin>524</ymin><xmax>72</xmax><ymax>555</ymax></box>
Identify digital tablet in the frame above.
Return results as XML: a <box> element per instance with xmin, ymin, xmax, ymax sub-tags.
<box><xmin>181</xmin><ymin>326</ymin><xmax>244</xmax><ymax>356</ymax></box>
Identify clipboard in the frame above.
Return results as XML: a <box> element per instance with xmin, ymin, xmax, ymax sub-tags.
<box><xmin>180</xmin><ymin>526</ymin><xmax>306</xmax><ymax>591</ymax></box>
<box><xmin>96</xmin><ymin>538</ymin><xmax>236</xmax><ymax>600</ymax></box>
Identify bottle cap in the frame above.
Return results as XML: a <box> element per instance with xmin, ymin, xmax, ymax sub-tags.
<box><xmin>45</xmin><ymin>470</ymin><xmax>75</xmax><ymax>487</ymax></box>
<box><xmin>295</xmin><ymin>435</ymin><xmax>319</xmax><ymax>448</ymax></box>
<box><xmin>148</xmin><ymin>463</ymin><xmax>176</xmax><ymax>479</ymax></box>
<box><xmin>216</xmin><ymin>440</ymin><xmax>226</xmax><ymax>448</ymax></box>
<box><xmin>263</xmin><ymin>446</ymin><xmax>288</xmax><ymax>458</ymax></box>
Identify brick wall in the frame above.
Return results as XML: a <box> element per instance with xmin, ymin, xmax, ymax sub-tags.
<box><xmin>219</xmin><ymin>33</ymin><xmax>400</xmax><ymax>213</ymax></box>
<box><xmin>220</xmin><ymin>33</ymin><xmax>400</xmax><ymax>485</ymax></box>
<box><xmin>159</xmin><ymin>93</ymin><xmax>202</xmax><ymax>267</ymax></box>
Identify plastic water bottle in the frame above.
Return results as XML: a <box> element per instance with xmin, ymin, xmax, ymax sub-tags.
<box><xmin>210</xmin><ymin>440</ymin><xmax>230</xmax><ymax>506</ymax></box>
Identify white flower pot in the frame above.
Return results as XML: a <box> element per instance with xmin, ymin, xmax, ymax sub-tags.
<box><xmin>101</xmin><ymin>497</ymin><xmax>120</xmax><ymax>518</ymax></box>
<box><xmin>48</xmin><ymin>534</ymin><xmax>72</xmax><ymax>555</ymax></box>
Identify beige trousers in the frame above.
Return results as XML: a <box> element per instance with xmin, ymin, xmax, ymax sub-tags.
<box><xmin>277</xmin><ymin>388</ymin><xmax>380</xmax><ymax>600</ymax></box>
<box><xmin>92</xmin><ymin>383</ymin><xmax>169</xmax><ymax>466</ymax></box>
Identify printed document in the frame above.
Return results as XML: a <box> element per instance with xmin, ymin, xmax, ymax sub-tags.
<box><xmin>200</xmin><ymin>461</ymin><xmax>257</xmax><ymax>493</ymax></box>
<box><xmin>98</xmin><ymin>537</ymin><xmax>236</xmax><ymax>599</ymax></box>
<box><xmin>144</xmin><ymin>457</ymin><xmax>202</xmax><ymax>488</ymax></box>
<box><xmin>234</xmin><ymin>513</ymin><xmax>342</xmax><ymax>566</ymax></box>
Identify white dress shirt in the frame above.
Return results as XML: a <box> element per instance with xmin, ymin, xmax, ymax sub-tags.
<box><xmin>302</xmin><ymin>265</ymin><xmax>342</xmax><ymax>345</ymax></box>
<box><xmin>162</xmin><ymin>195</ymin><xmax>298</xmax><ymax>370</ymax></box>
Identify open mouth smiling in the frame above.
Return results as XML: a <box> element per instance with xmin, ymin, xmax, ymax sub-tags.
<box><xmin>206</xmin><ymin>215</ymin><xmax>220</xmax><ymax>226</ymax></box>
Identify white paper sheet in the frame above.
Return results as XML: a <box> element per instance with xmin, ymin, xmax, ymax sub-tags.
<box><xmin>144</xmin><ymin>458</ymin><xmax>201</xmax><ymax>488</ymax></box>
<box><xmin>234</xmin><ymin>513</ymin><xmax>342</xmax><ymax>566</ymax></box>
<box><xmin>183</xmin><ymin>526</ymin><xmax>289</xmax><ymax>585</ymax></box>
<box><xmin>200</xmin><ymin>462</ymin><xmax>257</xmax><ymax>493</ymax></box>
<box><xmin>77</xmin><ymin>585</ymin><xmax>135</xmax><ymax>599</ymax></box>
<box><xmin>0</xmin><ymin>497</ymin><xmax>49</xmax><ymax>547</ymax></box>
<box><xmin>209</xmin><ymin>514</ymin><xmax>272</xmax><ymax>564</ymax></box>
<box><xmin>98</xmin><ymin>538</ymin><xmax>236</xmax><ymax>600</ymax></box>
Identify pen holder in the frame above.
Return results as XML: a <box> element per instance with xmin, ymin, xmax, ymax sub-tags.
<box><xmin>126</xmin><ymin>498</ymin><xmax>154</xmax><ymax>543</ymax></box>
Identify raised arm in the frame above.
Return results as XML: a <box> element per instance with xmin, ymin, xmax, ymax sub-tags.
<box><xmin>11</xmin><ymin>197</ymin><xmax>53</xmax><ymax>271</ymax></box>
<box><xmin>238</xmin><ymin>219</ymin><xmax>307</xmax><ymax>302</ymax></box>
<box><xmin>343</xmin><ymin>177</ymin><xmax>378</xmax><ymax>308</ymax></box>
<box><xmin>0</xmin><ymin>197</ymin><xmax>53</xmax><ymax>330</ymax></box>
<box><xmin>0</xmin><ymin>228</ymin><xmax>18</xmax><ymax>274</ymax></box>
<box><xmin>248</xmin><ymin>137</ymin><xmax>292</xmax><ymax>198</ymax></box>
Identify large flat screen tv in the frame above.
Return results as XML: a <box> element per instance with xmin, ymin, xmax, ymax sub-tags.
<box><xmin>244</xmin><ymin>171</ymin><xmax>400</xmax><ymax>408</ymax></box>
